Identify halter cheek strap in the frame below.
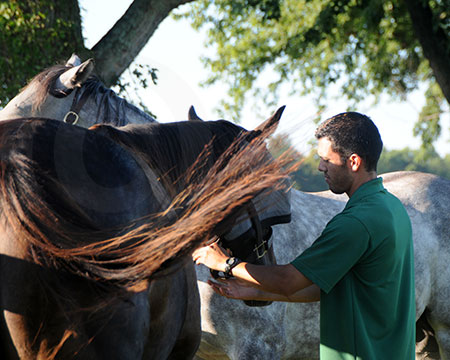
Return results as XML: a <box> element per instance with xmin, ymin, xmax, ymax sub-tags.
<box><xmin>247</xmin><ymin>201</ymin><xmax>268</xmax><ymax>260</ymax></box>
<box><xmin>63</xmin><ymin>87</ymin><xmax>91</xmax><ymax>125</ymax></box>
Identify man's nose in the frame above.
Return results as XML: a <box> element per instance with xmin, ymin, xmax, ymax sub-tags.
<box><xmin>318</xmin><ymin>159</ymin><xmax>326</xmax><ymax>172</ymax></box>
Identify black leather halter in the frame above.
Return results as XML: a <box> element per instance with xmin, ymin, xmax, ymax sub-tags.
<box><xmin>210</xmin><ymin>201</ymin><xmax>271</xmax><ymax>280</ymax></box>
<box><xmin>63</xmin><ymin>87</ymin><xmax>91</xmax><ymax>125</ymax></box>
<box><xmin>247</xmin><ymin>201</ymin><xmax>269</xmax><ymax>260</ymax></box>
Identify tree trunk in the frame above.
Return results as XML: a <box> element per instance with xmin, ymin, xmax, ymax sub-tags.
<box><xmin>91</xmin><ymin>0</ymin><xmax>196</xmax><ymax>86</ymax></box>
<box><xmin>51</xmin><ymin>0</ymin><xmax>92</xmax><ymax>59</ymax></box>
<box><xmin>405</xmin><ymin>0</ymin><xmax>450</xmax><ymax>105</ymax></box>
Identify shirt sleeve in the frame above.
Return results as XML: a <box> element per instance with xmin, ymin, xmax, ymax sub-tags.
<box><xmin>291</xmin><ymin>213</ymin><xmax>370</xmax><ymax>293</ymax></box>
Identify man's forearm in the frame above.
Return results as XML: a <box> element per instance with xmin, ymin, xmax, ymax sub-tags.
<box><xmin>192</xmin><ymin>242</ymin><xmax>314</xmax><ymax>297</ymax></box>
<box><xmin>230</xmin><ymin>262</ymin><xmax>313</xmax><ymax>297</ymax></box>
<box><xmin>284</xmin><ymin>284</ymin><xmax>320</xmax><ymax>302</ymax></box>
<box><xmin>251</xmin><ymin>284</ymin><xmax>320</xmax><ymax>303</ymax></box>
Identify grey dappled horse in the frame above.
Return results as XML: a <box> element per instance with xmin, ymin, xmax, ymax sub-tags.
<box><xmin>195</xmin><ymin>171</ymin><xmax>450</xmax><ymax>360</ymax></box>
<box><xmin>0</xmin><ymin>113</ymin><xmax>290</xmax><ymax>359</ymax></box>
<box><xmin>0</xmin><ymin>54</ymin><xmax>155</xmax><ymax>127</ymax></box>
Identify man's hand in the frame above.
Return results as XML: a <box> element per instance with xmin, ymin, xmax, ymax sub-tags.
<box><xmin>208</xmin><ymin>278</ymin><xmax>261</xmax><ymax>300</ymax></box>
<box><xmin>192</xmin><ymin>241</ymin><xmax>229</xmax><ymax>272</ymax></box>
<box><xmin>209</xmin><ymin>278</ymin><xmax>321</xmax><ymax>303</ymax></box>
<box><xmin>194</xmin><ymin>241</ymin><xmax>316</xmax><ymax>301</ymax></box>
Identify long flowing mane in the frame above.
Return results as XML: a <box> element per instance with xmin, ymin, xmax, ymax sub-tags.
<box><xmin>0</xmin><ymin>118</ymin><xmax>295</xmax><ymax>290</ymax></box>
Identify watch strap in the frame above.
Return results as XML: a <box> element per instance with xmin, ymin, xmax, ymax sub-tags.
<box><xmin>224</xmin><ymin>257</ymin><xmax>240</xmax><ymax>277</ymax></box>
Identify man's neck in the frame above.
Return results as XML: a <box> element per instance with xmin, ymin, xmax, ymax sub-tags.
<box><xmin>347</xmin><ymin>171</ymin><xmax>377</xmax><ymax>198</ymax></box>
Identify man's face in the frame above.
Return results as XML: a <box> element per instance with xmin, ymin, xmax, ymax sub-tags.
<box><xmin>317</xmin><ymin>137</ymin><xmax>353</xmax><ymax>195</ymax></box>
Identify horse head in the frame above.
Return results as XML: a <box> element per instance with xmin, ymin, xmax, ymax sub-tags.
<box><xmin>0</xmin><ymin>54</ymin><xmax>155</xmax><ymax>127</ymax></box>
<box><xmin>188</xmin><ymin>105</ymin><xmax>290</xmax><ymax>307</ymax></box>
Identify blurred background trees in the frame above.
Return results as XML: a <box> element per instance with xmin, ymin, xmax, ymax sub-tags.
<box><xmin>1</xmin><ymin>0</ymin><xmax>448</xmax><ymax>187</ymax></box>
<box><xmin>268</xmin><ymin>132</ymin><xmax>450</xmax><ymax>191</ymax></box>
<box><xmin>0</xmin><ymin>0</ymin><xmax>194</xmax><ymax>106</ymax></box>
<box><xmin>178</xmin><ymin>0</ymin><xmax>449</xmax><ymax>152</ymax></box>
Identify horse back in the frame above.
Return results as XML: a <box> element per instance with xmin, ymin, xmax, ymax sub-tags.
<box><xmin>0</xmin><ymin>118</ymin><xmax>159</xmax><ymax>230</ymax></box>
<box><xmin>381</xmin><ymin>171</ymin><xmax>449</xmax><ymax>249</ymax></box>
<box><xmin>0</xmin><ymin>118</ymin><xmax>157</xmax><ymax>358</ymax></box>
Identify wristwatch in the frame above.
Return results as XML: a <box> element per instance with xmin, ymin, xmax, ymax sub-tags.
<box><xmin>224</xmin><ymin>257</ymin><xmax>240</xmax><ymax>277</ymax></box>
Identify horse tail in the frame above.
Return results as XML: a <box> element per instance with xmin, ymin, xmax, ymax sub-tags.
<box><xmin>60</xmin><ymin>128</ymin><xmax>299</xmax><ymax>287</ymax></box>
<box><xmin>0</xmin><ymin>150</ymin><xmax>103</xmax><ymax>265</ymax></box>
<box><xmin>0</xmin><ymin>123</ymin><xmax>298</xmax><ymax>289</ymax></box>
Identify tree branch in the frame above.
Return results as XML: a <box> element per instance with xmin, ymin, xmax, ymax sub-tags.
<box><xmin>91</xmin><ymin>0</ymin><xmax>196</xmax><ymax>86</ymax></box>
<box><xmin>405</xmin><ymin>0</ymin><xmax>450</xmax><ymax>105</ymax></box>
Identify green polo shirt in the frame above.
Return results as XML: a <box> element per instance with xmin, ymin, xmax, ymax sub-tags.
<box><xmin>291</xmin><ymin>177</ymin><xmax>415</xmax><ymax>359</ymax></box>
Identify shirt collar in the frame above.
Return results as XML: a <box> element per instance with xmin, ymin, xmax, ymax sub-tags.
<box><xmin>345</xmin><ymin>177</ymin><xmax>384</xmax><ymax>209</ymax></box>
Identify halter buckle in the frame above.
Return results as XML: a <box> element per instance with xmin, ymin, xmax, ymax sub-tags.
<box><xmin>64</xmin><ymin>111</ymin><xmax>79</xmax><ymax>125</ymax></box>
<box><xmin>254</xmin><ymin>239</ymin><xmax>267</xmax><ymax>259</ymax></box>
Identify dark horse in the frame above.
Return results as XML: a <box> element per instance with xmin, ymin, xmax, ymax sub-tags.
<box><xmin>0</xmin><ymin>111</ymin><xmax>290</xmax><ymax>359</ymax></box>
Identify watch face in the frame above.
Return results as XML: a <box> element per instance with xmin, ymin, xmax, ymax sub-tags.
<box><xmin>226</xmin><ymin>257</ymin><xmax>236</xmax><ymax>265</ymax></box>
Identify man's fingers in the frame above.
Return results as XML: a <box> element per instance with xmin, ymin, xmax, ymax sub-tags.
<box><xmin>208</xmin><ymin>279</ymin><xmax>236</xmax><ymax>298</ymax></box>
<box><xmin>208</xmin><ymin>281</ymin><xmax>226</xmax><ymax>296</ymax></box>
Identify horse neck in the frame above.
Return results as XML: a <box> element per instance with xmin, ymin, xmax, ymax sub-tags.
<box><xmin>77</xmin><ymin>81</ymin><xmax>156</xmax><ymax>127</ymax></box>
<box><xmin>0</xmin><ymin>82</ymin><xmax>74</xmax><ymax>122</ymax></box>
<box><xmin>0</xmin><ymin>78</ymin><xmax>156</xmax><ymax>127</ymax></box>
<box><xmin>113</xmin><ymin>122</ymin><xmax>220</xmax><ymax>194</ymax></box>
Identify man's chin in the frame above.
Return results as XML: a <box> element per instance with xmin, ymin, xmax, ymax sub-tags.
<box><xmin>329</xmin><ymin>187</ymin><xmax>345</xmax><ymax>195</ymax></box>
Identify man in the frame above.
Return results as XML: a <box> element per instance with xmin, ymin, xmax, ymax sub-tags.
<box><xmin>193</xmin><ymin>112</ymin><xmax>415</xmax><ymax>359</ymax></box>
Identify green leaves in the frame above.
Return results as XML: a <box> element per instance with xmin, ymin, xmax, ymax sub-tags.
<box><xmin>178</xmin><ymin>0</ymin><xmax>448</xmax><ymax>149</ymax></box>
<box><xmin>0</xmin><ymin>0</ymin><xmax>86</xmax><ymax>107</ymax></box>
<box><xmin>116</xmin><ymin>63</ymin><xmax>158</xmax><ymax>118</ymax></box>
<box><xmin>414</xmin><ymin>81</ymin><xmax>444</xmax><ymax>151</ymax></box>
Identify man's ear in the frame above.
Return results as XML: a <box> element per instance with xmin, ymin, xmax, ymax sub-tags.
<box><xmin>349</xmin><ymin>154</ymin><xmax>362</xmax><ymax>172</ymax></box>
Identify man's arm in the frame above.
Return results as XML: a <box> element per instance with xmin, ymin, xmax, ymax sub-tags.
<box><xmin>193</xmin><ymin>242</ymin><xmax>313</xmax><ymax>297</ymax></box>
<box><xmin>230</xmin><ymin>262</ymin><xmax>313</xmax><ymax>296</ymax></box>
<box><xmin>208</xmin><ymin>278</ymin><xmax>321</xmax><ymax>303</ymax></box>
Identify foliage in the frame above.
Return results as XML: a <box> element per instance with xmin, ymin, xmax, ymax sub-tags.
<box><xmin>377</xmin><ymin>147</ymin><xmax>450</xmax><ymax>180</ymax></box>
<box><xmin>0</xmin><ymin>0</ymin><xmax>87</xmax><ymax>107</ymax></box>
<box><xmin>0</xmin><ymin>0</ymin><xmax>177</xmax><ymax>117</ymax></box>
<box><xmin>269</xmin><ymin>132</ymin><xmax>450</xmax><ymax>192</ymax></box>
<box><xmin>268</xmin><ymin>133</ymin><xmax>327</xmax><ymax>191</ymax></box>
<box><xmin>414</xmin><ymin>81</ymin><xmax>444</xmax><ymax>148</ymax></box>
<box><xmin>176</xmin><ymin>0</ymin><xmax>449</xmax><ymax>150</ymax></box>
<box><xmin>115</xmin><ymin>63</ymin><xmax>159</xmax><ymax>118</ymax></box>
<box><xmin>291</xmin><ymin>149</ymin><xmax>328</xmax><ymax>192</ymax></box>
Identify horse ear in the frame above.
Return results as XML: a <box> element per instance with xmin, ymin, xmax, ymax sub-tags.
<box><xmin>254</xmin><ymin>106</ymin><xmax>286</xmax><ymax>135</ymax></box>
<box><xmin>56</xmin><ymin>58</ymin><xmax>95</xmax><ymax>90</ymax></box>
<box><xmin>188</xmin><ymin>106</ymin><xmax>203</xmax><ymax>121</ymax></box>
<box><xmin>66</xmin><ymin>54</ymin><xmax>82</xmax><ymax>67</ymax></box>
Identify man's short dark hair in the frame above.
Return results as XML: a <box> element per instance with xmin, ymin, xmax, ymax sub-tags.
<box><xmin>315</xmin><ymin>112</ymin><xmax>383</xmax><ymax>172</ymax></box>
